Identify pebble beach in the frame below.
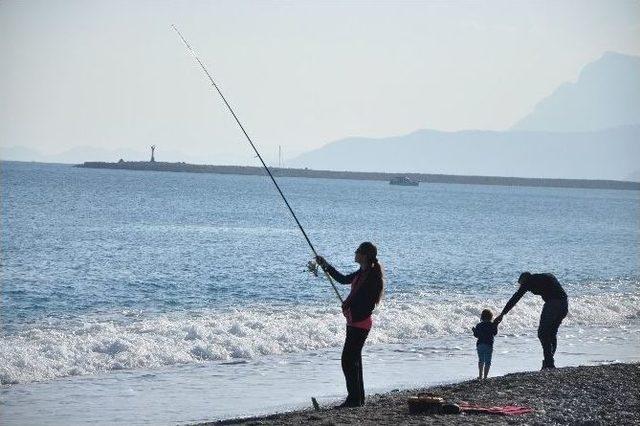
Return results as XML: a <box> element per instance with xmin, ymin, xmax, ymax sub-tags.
<box><xmin>205</xmin><ymin>363</ymin><xmax>639</xmax><ymax>425</ymax></box>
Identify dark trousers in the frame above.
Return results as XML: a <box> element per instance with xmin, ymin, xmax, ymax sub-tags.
<box><xmin>341</xmin><ymin>326</ymin><xmax>369</xmax><ymax>405</ymax></box>
<box><xmin>538</xmin><ymin>299</ymin><xmax>568</xmax><ymax>367</ymax></box>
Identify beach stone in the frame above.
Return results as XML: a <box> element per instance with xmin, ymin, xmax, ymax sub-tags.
<box><xmin>202</xmin><ymin>363</ymin><xmax>639</xmax><ymax>426</ymax></box>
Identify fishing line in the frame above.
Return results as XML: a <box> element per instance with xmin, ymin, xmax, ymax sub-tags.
<box><xmin>172</xmin><ymin>25</ymin><xmax>343</xmax><ymax>303</ymax></box>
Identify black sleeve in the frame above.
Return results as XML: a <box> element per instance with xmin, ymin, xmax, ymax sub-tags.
<box><xmin>500</xmin><ymin>285</ymin><xmax>527</xmax><ymax>316</ymax></box>
<box><xmin>492</xmin><ymin>323</ymin><xmax>498</xmax><ymax>336</ymax></box>
<box><xmin>473</xmin><ymin>326</ymin><xmax>479</xmax><ymax>337</ymax></box>
<box><xmin>323</xmin><ymin>264</ymin><xmax>358</xmax><ymax>285</ymax></box>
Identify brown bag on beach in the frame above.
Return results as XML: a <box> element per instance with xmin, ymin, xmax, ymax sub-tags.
<box><xmin>407</xmin><ymin>393</ymin><xmax>444</xmax><ymax>414</ymax></box>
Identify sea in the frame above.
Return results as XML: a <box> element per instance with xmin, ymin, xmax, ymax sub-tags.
<box><xmin>1</xmin><ymin>161</ymin><xmax>639</xmax><ymax>425</ymax></box>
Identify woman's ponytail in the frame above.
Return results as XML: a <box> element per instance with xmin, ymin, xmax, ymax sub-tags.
<box><xmin>356</xmin><ymin>243</ymin><xmax>384</xmax><ymax>305</ymax></box>
<box><xmin>372</xmin><ymin>257</ymin><xmax>384</xmax><ymax>304</ymax></box>
<box><xmin>371</xmin><ymin>257</ymin><xmax>381</xmax><ymax>277</ymax></box>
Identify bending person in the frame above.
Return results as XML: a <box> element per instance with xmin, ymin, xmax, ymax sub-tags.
<box><xmin>316</xmin><ymin>242</ymin><xmax>384</xmax><ymax>408</ymax></box>
<box><xmin>494</xmin><ymin>272</ymin><xmax>568</xmax><ymax>369</ymax></box>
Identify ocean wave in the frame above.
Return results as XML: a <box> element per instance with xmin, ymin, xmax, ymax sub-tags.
<box><xmin>1</xmin><ymin>292</ymin><xmax>638</xmax><ymax>385</ymax></box>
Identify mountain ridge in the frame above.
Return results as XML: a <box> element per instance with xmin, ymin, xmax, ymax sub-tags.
<box><xmin>512</xmin><ymin>51</ymin><xmax>640</xmax><ymax>131</ymax></box>
<box><xmin>290</xmin><ymin>125</ymin><xmax>640</xmax><ymax>181</ymax></box>
<box><xmin>291</xmin><ymin>52</ymin><xmax>640</xmax><ymax>181</ymax></box>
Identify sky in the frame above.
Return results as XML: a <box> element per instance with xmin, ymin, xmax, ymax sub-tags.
<box><xmin>1</xmin><ymin>0</ymin><xmax>639</xmax><ymax>165</ymax></box>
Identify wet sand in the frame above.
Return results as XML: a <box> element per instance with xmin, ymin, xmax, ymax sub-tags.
<box><xmin>200</xmin><ymin>363</ymin><xmax>639</xmax><ymax>425</ymax></box>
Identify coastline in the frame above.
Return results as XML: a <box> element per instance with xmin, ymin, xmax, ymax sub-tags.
<box><xmin>199</xmin><ymin>363</ymin><xmax>639</xmax><ymax>425</ymax></box>
<box><xmin>73</xmin><ymin>161</ymin><xmax>640</xmax><ymax>191</ymax></box>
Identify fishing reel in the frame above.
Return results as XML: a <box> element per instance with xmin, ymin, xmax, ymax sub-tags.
<box><xmin>306</xmin><ymin>260</ymin><xmax>319</xmax><ymax>277</ymax></box>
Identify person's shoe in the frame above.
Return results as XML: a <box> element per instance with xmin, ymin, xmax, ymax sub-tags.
<box><xmin>336</xmin><ymin>399</ymin><xmax>360</xmax><ymax>409</ymax></box>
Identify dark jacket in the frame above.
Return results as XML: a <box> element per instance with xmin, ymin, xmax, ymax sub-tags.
<box><xmin>473</xmin><ymin>321</ymin><xmax>498</xmax><ymax>346</ymax></box>
<box><xmin>324</xmin><ymin>264</ymin><xmax>383</xmax><ymax>322</ymax></box>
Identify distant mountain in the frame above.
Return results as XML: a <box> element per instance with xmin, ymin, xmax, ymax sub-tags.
<box><xmin>0</xmin><ymin>146</ymin><xmax>47</xmax><ymax>162</ymax></box>
<box><xmin>0</xmin><ymin>145</ymin><xmax>196</xmax><ymax>164</ymax></box>
<box><xmin>289</xmin><ymin>126</ymin><xmax>640</xmax><ymax>181</ymax></box>
<box><xmin>0</xmin><ymin>145</ymin><xmax>146</xmax><ymax>164</ymax></box>
<box><xmin>291</xmin><ymin>52</ymin><xmax>640</xmax><ymax>181</ymax></box>
<box><xmin>512</xmin><ymin>52</ymin><xmax>640</xmax><ymax>132</ymax></box>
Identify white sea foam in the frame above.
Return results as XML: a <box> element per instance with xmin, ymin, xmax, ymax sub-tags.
<box><xmin>1</xmin><ymin>292</ymin><xmax>638</xmax><ymax>385</ymax></box>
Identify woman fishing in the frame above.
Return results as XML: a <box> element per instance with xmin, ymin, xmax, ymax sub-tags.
<box><xmin>316</xmin><ymin>242</ymin><xmax>384</xmax><ymax>408</ymax></box>
<box><xmin>175</xmin><ymin>26</ymin><xmax>383</xmax><ymax>409</ymax></box>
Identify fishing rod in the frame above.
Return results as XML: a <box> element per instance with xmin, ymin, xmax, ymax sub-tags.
<box><xmin>172</xmin><ymin>25</ymin><xmax>343</xmax><ymax>304</ymax></box>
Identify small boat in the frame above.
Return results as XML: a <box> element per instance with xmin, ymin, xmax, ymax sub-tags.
<box><xmin>390</xmin><ymin>176</ymin><xmax>419</xmax><ymax>186</ymax></box>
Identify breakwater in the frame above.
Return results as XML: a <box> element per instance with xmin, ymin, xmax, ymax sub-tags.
<box><xmin>75</xmin><ymin>161</ymin><xmax>640</xmax><ymax>190</ymax></box>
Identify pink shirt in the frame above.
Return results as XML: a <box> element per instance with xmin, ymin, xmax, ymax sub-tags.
<box><xmin>344</xmin><ymin>272</ymin><xmax>373</xmax><ymax>330</ymax></box>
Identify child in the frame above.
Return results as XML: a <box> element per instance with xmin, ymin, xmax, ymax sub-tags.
<box><xmin>472</xmin><ymin>309</ymin><xmax>498</xmax><ymax>379</ymax></box>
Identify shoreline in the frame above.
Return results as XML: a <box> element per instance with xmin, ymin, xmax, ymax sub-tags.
<box><xmin>72</xmin><ymin>161</ymin><xmax>640</xmax><ymax>190</ymax></box>
<box><xmin>198</xmin><ymin>363</ymin><xmax>639</xmax><ymax>425</ymax></box>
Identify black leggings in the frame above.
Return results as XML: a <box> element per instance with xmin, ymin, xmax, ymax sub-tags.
<box><xmin>538</xmin><ymin>299</ymin><xmax>568</xmax><ymax>367</ymax></box>
<box><xmin>341</xmin><ymin>326</ymin><xmax>370</xmax><ymax>405</ymax></box>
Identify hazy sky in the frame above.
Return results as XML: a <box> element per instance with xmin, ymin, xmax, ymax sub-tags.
<box><xmin>1</xmin><ymin>0</ymin><xmax>639</xmax><ymax>164</ymax></box>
